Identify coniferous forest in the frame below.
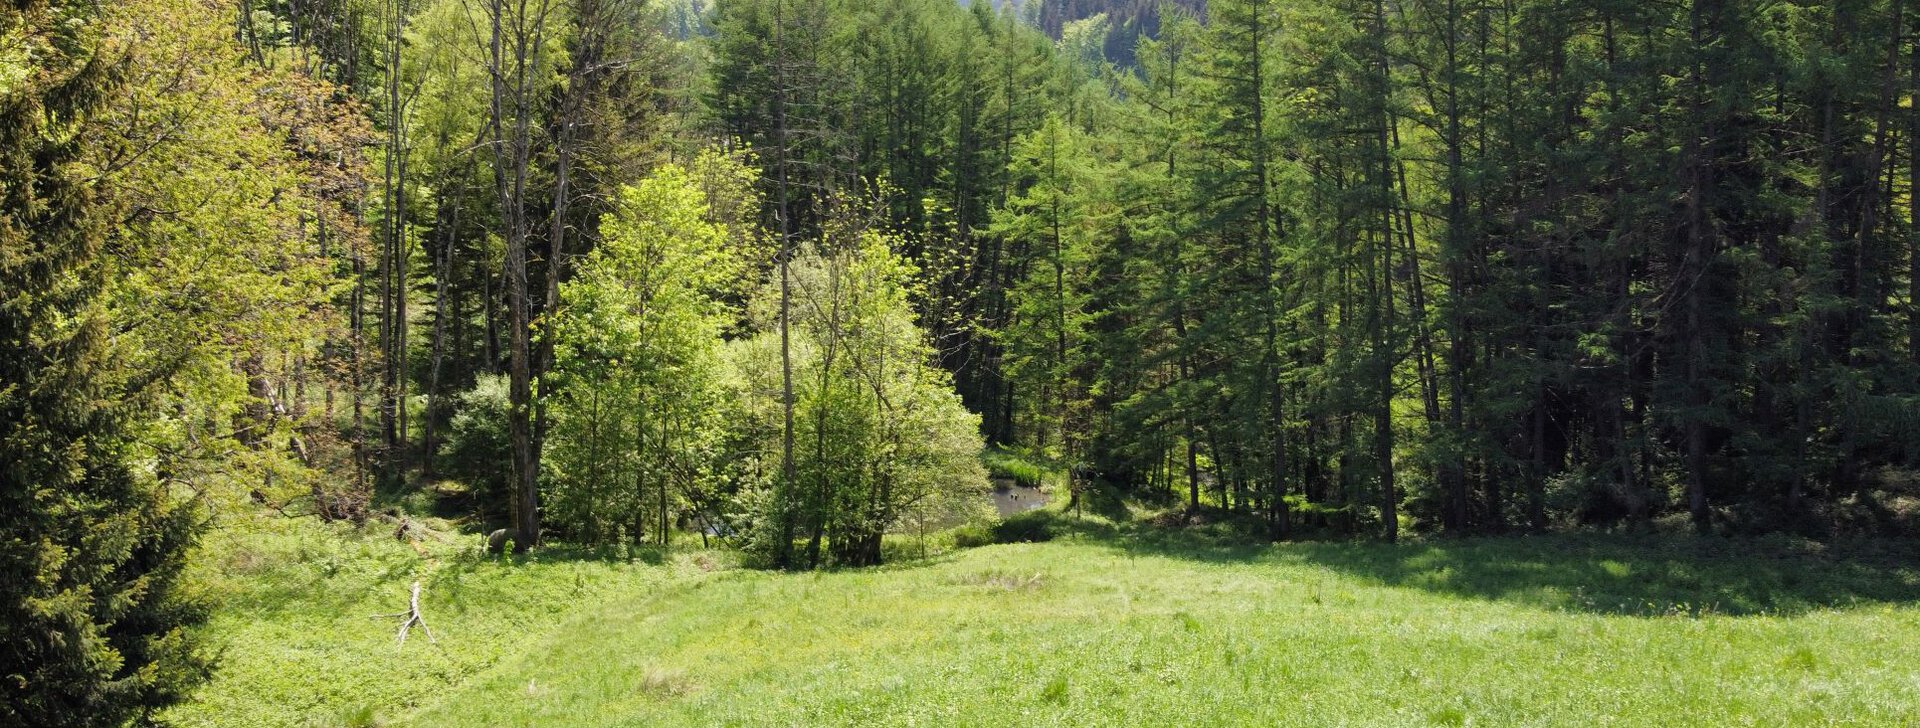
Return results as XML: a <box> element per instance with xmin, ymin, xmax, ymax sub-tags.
<box><xmin>6</xmin><ymin>0</ymin><xmax>1920</xmax><ymax>724</ymax></box>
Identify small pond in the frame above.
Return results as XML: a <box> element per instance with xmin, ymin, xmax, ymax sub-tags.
<box><xmin>989</xmin><ymin>477</ymin><xmax>1049</xmax><ymax>517</ymax></box>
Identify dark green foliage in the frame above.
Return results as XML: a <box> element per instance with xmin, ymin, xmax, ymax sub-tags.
<box><xmin>987</xmin><ymin>0</ymin><xmax>1920</xmax><ymax>539</ymax></box>
<box><xmin>708</xmin><ymin>0</ymin><xmax>1062</xmax><ymax>445</ymax></box>
<box><xmin>953</xmin><ymin>510</ymin><xmax>1057</xmax><ymax>547</ymax></box>
<box><xmin>1022</xmin><ymin>0</ymin><xmax>1205</xmax><ymax>68</ymax></box>
<box><xmin>951</xmin><ymin>523</ymin><xmax>993</xmax><ymax>548</ymax></box>
<box><xmin>991</xmin><ymin>511</ymin><xmax>1058</xmax><ymax>543</ymax></box>
<box><xmin>0</xmin><ymin>0</ymin><xmax>211</xmax><ymax>722</ymax></box>
<box><xmin>439</xmin><ymin>375</ymin><xmax>514</xmax><ymax>524</ymax></box>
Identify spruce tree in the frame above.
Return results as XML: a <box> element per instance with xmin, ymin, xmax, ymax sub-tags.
<box><xmin>0</xmin><ymin>0</ymin><xmax>210</xmax><ymax>722</ymax></box>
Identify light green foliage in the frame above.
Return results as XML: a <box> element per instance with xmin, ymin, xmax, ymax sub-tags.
<box><xmin>99</xmin><ymin>0</ymin><xmax>370</xmax><ymax>504</ymax></box>
<box><xmin>440</xmin><ymin>374</ymin><xmax>514</xmax><ymax>520</ymax></box>
<box><xmin>982</xmin><ymin>446</ymin><xmax>1063</xmax><ymax>488</ymax></box>
<box><xmin>737</xmin><ymin>227</ymin><xmax>991</xmax><ymax>567</ymax></box>
<box><xmin>687</xmin><ymin>147</ymin><xmax>775</xmax><ymax>300</ymax></box>
<box><xmin>545</xmin><ymin>162</ymin><xmax>742</xmax><ymax>545</ymax></box>
<box><xmin>406</xmin><ymin>0</ymin><xmax>493</xmax><ymax>180</ymax></box>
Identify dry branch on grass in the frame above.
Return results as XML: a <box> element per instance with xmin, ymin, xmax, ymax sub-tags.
<box><xmin>372</xmin><ymin>580</ymin><xmax>437</xmax><ymax>650</ymax></box>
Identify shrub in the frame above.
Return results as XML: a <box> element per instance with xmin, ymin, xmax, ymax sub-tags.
<box><xmin>1284</xmin><ymin>495</ymin><xmax>1359</xmax><ymax>535</ymax></box>
<box><xmin>950</xmin><ymin>511</ymin><xmax>1058</xmax><ymax>549</ymax></box>
<box><xmin>952</xmin><ymin>523</ymin><xmax>994</xmax><ymax>549</ymax></box>
<box><xmin>439</xmin><ymin>374</ymin><xmax>513</xmax><ymax>523</ymax></box>
<box><xmin>993</xmin><ymin>512</ymin><xmax>1057</xmax><ymax>543</ymax></box>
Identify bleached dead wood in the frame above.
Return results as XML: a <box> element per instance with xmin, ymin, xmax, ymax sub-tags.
<box><xmin>372</xmin><ymin>580</ymin><xmax>437</xmax><ymax>650</ymax></box>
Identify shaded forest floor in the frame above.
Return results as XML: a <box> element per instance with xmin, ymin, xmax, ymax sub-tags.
<box><xmin>167</xmin><ymin>506</ymin><xmax>1920</xmax><ymax>727</ymax></box>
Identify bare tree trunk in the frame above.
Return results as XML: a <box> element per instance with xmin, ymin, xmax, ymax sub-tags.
<box><xmin>353</xmin><ymin>240</ymin><xmax>369</xmax><ymax>495</ymax></box>
<box><xmin>1373</xmin><ymin>0</ymin><xmax>1398</xmax><ymax>544</ymax></box>
<box><xmin>425</xmin><ymin>202</ymin><xmax>453</xmax><ymax>478</ymax></box>
<box><xmin>774</xmin><ymin>0</ymin><xmax>798</xmax><ymax>570</ymax></box>
<box><xmin>488</xmin><ymin>0</ymin><xmax>551</xmax><ymax>552</ymax></box>
<box><xmin>379</xmin><ymin>0</ymin><xmax>409</xmax><ymax>482</ymax></box>
<box><xmin>632</xmin><ymin>398</ymin><xmax>648</xmax><ymax>545</ymax></box>
<box><xmin>380</xmin><ymin>26</ymin><xmax>398</xmax><ymax>464</ymax></box>
<box><xmin>483</xmin><ymin>267</ymin><xmax>499</xmax><ymax>370</ymax></box>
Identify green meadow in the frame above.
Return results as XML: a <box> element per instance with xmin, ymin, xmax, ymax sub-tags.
<box><xmin>168</xmin><ymin>511</ymin><xmax>1920</xmax><ymax>727</ymax></box>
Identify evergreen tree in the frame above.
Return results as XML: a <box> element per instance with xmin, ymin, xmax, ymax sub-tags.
<box><xmin>1</xmin><ymin>0</ymin><xmax>211</xmax><ymax>721</ymax></box>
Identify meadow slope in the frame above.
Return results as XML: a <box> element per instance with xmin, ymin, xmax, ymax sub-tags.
<box><xmin>169</xmin><ymin>516</ymin><xmax>1920</xmax><ymax>727</ymax></box>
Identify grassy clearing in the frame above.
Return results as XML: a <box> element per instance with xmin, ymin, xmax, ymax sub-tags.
<box><xmin>164</xmin><ymin>514</ymin><xmax>730</xmax><ymax>728</ymax></box>
<box><xmin>171</xmin><ymin>512</ymin><xmax>1920</xmax><ymax>727</ymax></box>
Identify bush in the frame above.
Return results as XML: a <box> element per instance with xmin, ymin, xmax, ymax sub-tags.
<box><xmin>951</xmin><ymin>523</ymin><xmax>994</xmax><ymax>549</ymax></box>
<box><xmin>953</xmin><ymin>512</ymin><xmax>1057</xmax><ymax>549</ymax></box>
<box><xmin>1284</xmin><ymin>495</ymin><xmax>1359</xmax><ymax>535</ymax></box>
<box><xmin>994</xmin><ymin>512</ymin><xmax>1057</xmax><ymax>543</ymax></box>
<box><xmin>440</xmin><ymin>374</ymin><xmax>512</xmax><ymax>523</ymax></box>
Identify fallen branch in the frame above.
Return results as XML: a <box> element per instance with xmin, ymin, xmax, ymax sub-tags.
<box><xmin>251</xmin><ymin>489</ymin><xmax>316</xmax><ymax>520</ymax></box>
<box><xmin>377</xmin><ymin>512</ymin><xmax>454</xmax><ymax>544</ymax></box>
<box><xmin>372</xmin><ymin>581</ymin><xmax>437</xmax><ymax>650</ymax></box>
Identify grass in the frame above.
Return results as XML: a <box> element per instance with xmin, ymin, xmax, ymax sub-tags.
<box><xmin>981</xmin><ymin>446</ymin><xmax>1063</xmax><ymax>488</ymax></box>
<box><xmin>163</xmin><ymin>513</ymin><xmax>730</xmax><ymax>728</ymax></box>
<box><xmin>168</xmin><ymin>511</ymin><xmax>1920</xmax><ymax>727</ymax></box>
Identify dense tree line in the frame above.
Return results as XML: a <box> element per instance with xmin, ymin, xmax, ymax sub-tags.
<box><xmin>981</xmin><ymin>0</ymin><xmax>1920</xmax><ymax>539</ymax></box>
<box><xmin>9</xmin><ymin>0</ymin><xmax>1920</xmax><ymax>719</ymax></box>
<box><xmin>704</xmin><ymin>0</ymin><xmax>1920</xmax><ymax>540</ymax></box>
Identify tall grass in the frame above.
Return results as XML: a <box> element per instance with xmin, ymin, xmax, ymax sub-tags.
<box><xmin>980</xmin><ymin>446</ymin><xmax>1061</xmax><ymax>488</ymax></box>
<box><xmin>171</xmin><ymin>506</ymin><xmax>1920</xmax><ymax>727</ymax></box>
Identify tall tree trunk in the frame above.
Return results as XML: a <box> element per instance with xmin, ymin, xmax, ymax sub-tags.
<box><xmin>773</xmin><ymin>0</ymin><xmax>798</xmax><ymax>570</ymax></box>
<box><xmin>425</xmin><ymin>201</ymin><xmax>453</xmax><ymax>479</ymax></box>
<box><xmin>1051</xmin><ymin>149</ymin><xmax>1069</xmax><ymax>461</ymax></box>
<box><xmin>1440</xmin><ymin>0</ymin><xmax>1473</xmax><ymax>535</ymax></box>
<box><xmin>488</xmin><ymin>0</ymin><xmax>548</xmax><ymax>551</ymax></box>
<box><xmin>1247</xmin><ymin>0</ymin><xmax>1290</xmax><ymax>539</ymax></box>
<box><xmin>379</xmin><ymin>0</ymin><xmax>399</xmax><ymax>463</ymax></box>
<box><xmin>353</xmin><ymin>240</ymin><xmax>369</xmax><ymax>494</ymax></box>
<box><xmin>1681</xmin><ymin>0</ymin><xmax>1722</xmax><ymax>533</ymax></box>
<box><xmin>1912</xmin><ymin>9</ymin><xmax>1920</xmax><ymax>366</ymax></box>
<box><xmin>1374</xmin><ymin>0</ymin><xmax>1399</xmax><ymax>544</ymax></box>
<box><xmin>483</xmin><ymin>266</ymin><xmax>499</xmax><ymax>370</ymax></box>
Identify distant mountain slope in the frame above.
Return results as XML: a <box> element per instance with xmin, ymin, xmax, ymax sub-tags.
<box><xmin>973</xmin><ymin>0</ymin><xmax>1206</xmax><ymax>67</ymax></box>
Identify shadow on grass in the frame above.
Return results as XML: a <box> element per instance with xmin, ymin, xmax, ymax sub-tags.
<box><xmin>1279</xmin><ymin>534</ymin><xmax>1920</xmax><ymax>617</ymax></box>
<box><xmin>1027</xmin><ymin>511</ymin><xmax>1920</xmax><ymax>617</ymax></box>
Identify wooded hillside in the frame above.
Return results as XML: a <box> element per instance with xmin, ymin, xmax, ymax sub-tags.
<box><xmin>6</xmin><ymin>0</ymin><xmax>1920</xmax><ymax>721</ymax></box>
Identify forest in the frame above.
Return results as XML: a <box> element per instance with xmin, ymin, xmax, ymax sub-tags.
<box><xmin>4</xmin><ymin>0</ymin><xmax>1920</xmax><ymax>724</ymax></box>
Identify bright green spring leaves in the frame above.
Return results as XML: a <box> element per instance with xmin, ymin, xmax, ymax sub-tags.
<box><xmin>545</xmin><ymin>161</ymin><xmax>743</xmax><ymax>546</ymax></box>
<box><xmin>730</xmin><ymin>219</ymin><xmax>991</xmax><ymax>567</ymax></box>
